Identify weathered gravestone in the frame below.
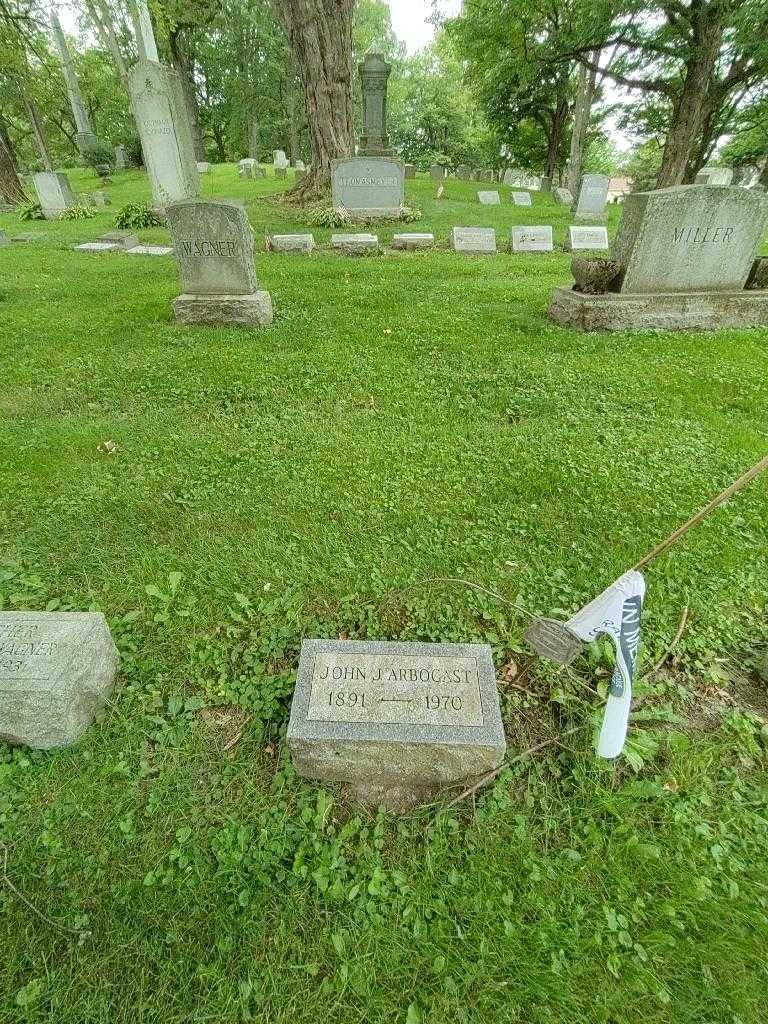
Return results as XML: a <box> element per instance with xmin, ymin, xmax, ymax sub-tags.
<box><xmin>503</xmin><ymin>169</ymin><xmax>516</xmax><ymax>186</ymax></box>
<box><xmin>574</xmin><ymin>173</ymin><xmax>610</xmax><ymax>220</ymax></box>
<box><xmin>268</xmin><ymin>233</ymin><xmax>315</xmax><ymax>253</ymax></box>
<box><xmin>549</xmin><ymin>185</ymin><xmax>768</xmax><ymax>331</ymax></box>
<box><xmin>294</xmin><ymin>159</ymin><xmax>306</xmax><ymax>171</ymax></box>
<box><xmin>553</xmin><ymin>186</ymin><xmax>574</xmax><ymax>206</ymax></box>
<box><xmin>358</xmin><ymin>53</ymin><xmax>393</xmax><ymax>156</ymax></box>
<box><xmin>99</xmin><ymin>230</ymin><xmax>139</xmax><ymax>250</ymax></box>
<box><xmin>511</xmin><ymin>225</ymin><xmax>553</xmax><ymax>252</ymax></box>
<box><xmin>470</xmin><ymin>169</ymin><xmax>481</xmax><ymax>181</ymax></box>
<box><xmin>287</xmin><ymin>639</ymin><xmax>506</xmax><ymax>809</ymax></box>
<box><xmin>0</xmin><ymin>612</ymin><xmax>118</xmax><ymax>749</ymax></box>
<box><xmin>451</xmin><ymin>227</ymin><xmax>497</xmax><ymax>254</ymax></box>
<box><xmin>696</xmin><ymin>168</ymin><xmax>733</xmax><ymax>186</ymax></box>
<box><xmin>392</xmin><ymin>232</ymin><xmax>435</xmax><ymax>250</ymax></box>
<box><xmin>128</xmin><ymin>60</ymin><xmax>200</xmax><ymax>209</ymax></box>
<box><xmin>512</xmin><ymin>191</ymin><xmax>533</xmax><ymax>207</ymax></box>
<box><xmin>568</xmin><ymin>225</ymin><xmax>609</xmax><ymax>251</ymax></box>
<box><xmin>404</xmin><ymin>164</ymin><xmax>416</xmax><ymax>179</ymax></box>
<box><xmin>115</xmin><ymin>144</ymin><xmax>128</xmax><ymax>170</ymax></box>
<box><xmin>197</xmin><ymin>161</ymin><xmax>212</xmax><ymax>173</ymax></box>
<box><xmin>456</xmin><ymin>164</ymin><xmax>471</xmax><ymax>180</ymax></box>
<box><xmin>239</xmin><ymin>158</ymin><xmax>255</xmax><ymax>178</ymax></box>
<box><xmin>331</xmin><ymin>233</ymin><xmax>379</xmax><ymax>253</ymax></box>
<box><xmin>50</xmin><ymin>13</ymin><xmax>98</xmax><ymax>156</ymax></box>
<box><xmin>167</xmin><ymin>199</ymin><xmax>273</xmax><ymax>326</ymax></box>
<box><xmin>430</xmin><ymin>165</ymin><xmax>446</xmax><ymax>180</ymax></box>
<box><xmin>478</xmin><ymin>190</ymin><xmax>500</xmax><ymax>205</ymax></box>
<box><xmin>275</xmin><ymin>166</ymin><xmax>287</xmax><ymax>180</ymax></box>
<box><xmin>32</xmin><ymin>172</ymin><xmax>75</xmax><ymax>218</ymax></box>
<box><xmin>331</xmin><ymin>156</ymin><xmax>404</xmax><ymax>218</ymax></box>
<box><xmin>88</xmin><ymin>191</ymin><xmax>110</xmax><ymax>208</ymax></box>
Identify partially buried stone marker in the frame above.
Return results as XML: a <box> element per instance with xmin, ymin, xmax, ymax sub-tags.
<box><xmin>268</xmin><ymin>233</ymin><xmax>315</xmax><ymax>253</ymax></box>
<box><xmin>392</xmin><ymin>233</ymin><xmax>434</xmax><ymax>250</ymax></box>
<box><xmin>553</xmin><ymin>186</ymin><xmax>574</xmax><ymax>205</ymax></box>
<box><xmin>331</xmin><ymin>233</ymin><xmax>379</xmax><ymax>253</ymax></box>
<box><xmin>167</xmin><ymin>199</ymin><xmax>273</xmax><ymax>326</ymax></box>
<box><xmin>0</xmin><ymin>612</ymin><xmax>118</xmax><ymax>749</ymax></box>
<box><xmin>287</xmin><ymin>639</ymin><xmax>506</xmax><ymax>808</ymax></box>
<box><xmin>512</xmin><ymin>191</ymin><xmax>533</xmax><ymax>206</ymax></box>
<box><xmin>478</xmin><ymin>190</ymin><xmax>500</xmax><ymax>205</ymax></box>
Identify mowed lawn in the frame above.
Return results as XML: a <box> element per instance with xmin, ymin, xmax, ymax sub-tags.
<box><xmin>1</xmin><ymin>165</ymin><xmax>767</xmax><ymax>1023</ymax></box>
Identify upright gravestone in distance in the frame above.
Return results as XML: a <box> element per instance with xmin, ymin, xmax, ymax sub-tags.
<box><xmin>167</xmin><ymin>199</ymin><xmax>273</xmax><ymax>327</ymax></box>
<box><xmin>33</xmin><ymin>172</ymin><xmax>76</xmax><ymax>218</ymax></box>
<box><xmin>128</xmin><ymin>60</ymin><xmax>200</xmax><ymax>210</ymax></box>
<box><xmin>456</xmin><ymin>164</ymin><xmax>471</xmax><ymax>180</ymax></box>
<box><xmin>287</xmin><ymin>639</ymin><xmax>506</xmax><ymax>809</ymax></box>
<box><xmin>115</xmin><ymin>145</ymin><xmax>128</xmax><ymax>170</ymax></box>
<box><xmin>553</xmin><ymin>186</ymin><xmax>574</xmax><ymax>206</ymax></box>
<box><xmin>51</xmin><ymin>13</ymin><xmax>98</xmax><ymax>155</ymax></box>
<box><xmin>0</xmin><ymin>612</ymin><xmax>118</xmax><ymax>749</ymax></box>
<box><xmin>550</xmin><ymin>185</ymin><xmax>768</xmax><ymax>331</ymax></box>
<box><xmin>358</xmin><ymin>53</ymin><xmax>393</xmax><ymax>156</ymax></box>
<box><xmin>574</xmin><ymin>173</ymin><xmax>610</xmax><ymax>221</ymax></box>
<box><xmin>332</xmin><ymin>156</ymin><xmax>405</xmax><ymax>218</ymax></box>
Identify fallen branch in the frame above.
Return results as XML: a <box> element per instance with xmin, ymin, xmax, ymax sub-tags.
<box><xmin>644</xmin><ymin>606</ymin><xmax>690</xmax><ymax>681</ymax></box>
<box><xmin>0</xmin><ymin>843</ymin><xmax>91</xmax><ymax>936</ymax></box>
<box><xmin>443</xmin><ymin>724</ymin><xmax>588</xmax><ymax>809</ymax></box>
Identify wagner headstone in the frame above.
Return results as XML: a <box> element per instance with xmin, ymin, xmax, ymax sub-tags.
<box><xmin>167</xmin><ymin>199</ymin><xmax>273</xmax><ymax>326</ymax></box>
<box><xmin>574</xmin><ymin>173</ymin><xmax>610</xmax><ymax>221</ymax></box>
<box><xmin>32</xmin><ymin>172</ymin><xmax>76</xmax><ymax>218</ymax></box>
<box><xmin>0</xmin><ymin>612</ymin><xmax>118</xmax><ymax>749</ymax></box>
<box><xmin>287</xmin><ymin>639</ymin><xmax>506</xmax><ymax>808</ymax></box>
<box><xmin>331</xmin><ymin>156</ymin><xmax>404</xmax><ymax>218</ymax></box>
<box><xmin>128</xmin><ymin>59</ymin><xmax>200</xmax><ymax>209</ymax></box>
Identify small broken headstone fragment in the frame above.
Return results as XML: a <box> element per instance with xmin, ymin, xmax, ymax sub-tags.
<box><xmin>0</xmin><ymin>612</ymin><xmax>119</xmax><ymax>749</ymax></box>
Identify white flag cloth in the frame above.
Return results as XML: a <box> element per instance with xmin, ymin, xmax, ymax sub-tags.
<box><xmin>564</xmin><ymin>570</ymin><xmax>646</xmax><ymax>759</ymax></box>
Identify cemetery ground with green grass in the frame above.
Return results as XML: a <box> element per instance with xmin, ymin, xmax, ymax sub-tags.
<box><xmin>1</xmin><ymin>165</ymin><xmax>768</xmax><ymax>1024</ymax></box>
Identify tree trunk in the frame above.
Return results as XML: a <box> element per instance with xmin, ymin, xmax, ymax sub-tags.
<box><xmin>567</xmin><ymin>54</ymin><xmax>597</xmax><ymax>196</ymax></box>
<box><xmin>288</xmin><ymin>88</ymin><xmax>301</xmax><ymax>165</ymax></box>
<box><xmin>22</xmin><ymin>95</ymin><xmax>54</xmax><ymax>171</ymax></box>
<box><xmin>546</xmin><ymin>96</ymin><xmax>569</xmax><ymax>179</ymax></box>
<box><xmin>274</xmin><ymin>0</ymin><xmax>355</xmax><ymax>197</ymax></box>
<box><xmin>656</xmin><ymin>13</ymin><xmax>723</xmax><ymax>187</ymax></box>
<box><xmin>0</xmin><ymin>126</ymin><xmax>27</xmax><ymax>205</ymax></box>
<box><xmin>248</xmin><ymin>115</ymin><xmax>260</xmax><ymax>160</ymax></box>
<box><xmin>168</xmin><ymin>28</ymin><xmax>205</xmax><ymax>162</ymax></box>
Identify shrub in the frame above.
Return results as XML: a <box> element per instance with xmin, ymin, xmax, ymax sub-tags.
<box><xmin>115</xmin><ymin>202</ymin><xmax>165</xmax><ymax>229</ymax></box>
<box><xmin>59</xmin><ymin>205</ymin><xmax>96</xmax><ymax>221</ymax></box>
<box><xmin>81</xmin><ymin>139</ymin><xmax>115</xmax><ymax>169</ymax></box>
<box><xmin>306</xmin><ymin>205</ymin><xmax>351</xmax><ymax>228</ymax></box>
<box><xmin>18</xmin><ymin>202</ymin><xmax>44</xmax><ymax>222</ymax></box>
<box><xmin>399</xmin><ymin>205</ymin><xmax>422</xmax><ymax>223</ymax></box>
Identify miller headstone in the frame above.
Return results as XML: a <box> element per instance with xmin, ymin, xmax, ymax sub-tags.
<box><xmin>32</xmin><ymin>172</ymin><xmax>76</xmax><ymax>218</ymax></box>
<box><xmin>287</xmin><ymin>639</ymin><xmax>506</xmax><ymax>809</ymax></box>
<box><xmin>0</xmin><ymin>612</ymin><xmax>118</xmax><ymax>749</ymax></box>
<box><xmin>167</xmin><ymin>199</ymin><xmax>273</xmax><ymax>326</ymax></box>
<box><xmin>451</xmin><ymin>227</ymin><xmax>497</xmax><ymax>254</ymax></box>
<box><xmin>331</xmin><ymin>156</ymin><xmax>404</xmax><ymax>218</ymax></box>
<box><xmin>128</xmin><ymin>59</ymin><xmax>200</xmax><ymax>209</ymax></box>
<box><xmin>511</xmin><ymin>225</ymin><xmax>553</xmax><ymax>252</ymax></box>
<box><xmin>574</xmin><ymin>173</ymin><xmax>610</xmax><ymax>221</ymax></box>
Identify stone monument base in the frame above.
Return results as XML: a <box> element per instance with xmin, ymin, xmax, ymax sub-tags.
<box><xmin>174</xmin><ymin>291</ymin><xmax>273</xmax><ymax>327</ymax></box>
<box><xmin>548</xmin><ymin>286</ymin><xmax>768</xmax><ymax>332</ymax></box>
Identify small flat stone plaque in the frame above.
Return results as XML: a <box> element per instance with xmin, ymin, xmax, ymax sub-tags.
<box><xmin>392</xmin><ymin>232</ymin><xmax>434</xmax><ymax>250</ymax></box>
<box><xmin>478</xmin><ymin>190</ymin><xmax>500</xmax><ymax>205</ymax></box>
<box><xmin>288</xmin><ymin>639</ymin><xmax>506</xmax><ymax>790</ymax></box>
<box><xmin>331</xmin><ymin>233</ymin><xmax>379</xmax><ymax>251</ymax></box>
<box><xmin>125</xmin><ymin>245</ymin><xmax>173</xmax><ymax>256</ymax></box>
<box><xmin>569</xmin><ymin>225</ymin><xmax>609</xmax><ymax>250</ymax></box>
<box><xmin>74</xmin><ymin>242</ymin><xmax>120</xmax><ymax>252</ymax></box>
<box><xmin>512</xmin><ymin>192</ymin><xmax>533</xmax><ymax>206</ymax></box>
<box><xmin>269</xmin><ymin>233</ymin><xmax>315</xmax><ymax>253</ymax></box>
<box><xmin>511</xmin><ymin>225</ymin><xmax>553</xmax><ymax>252</ymax></box>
